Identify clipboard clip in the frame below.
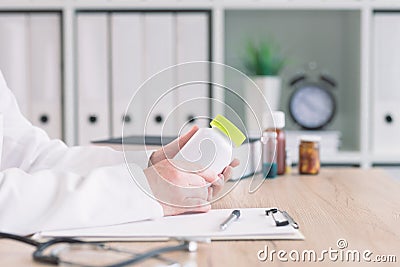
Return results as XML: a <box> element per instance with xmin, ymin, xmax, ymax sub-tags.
<box><xmin>265</xmin><ymin>208</ymin><xmax>299</xmax><ymax>229</ymax></box>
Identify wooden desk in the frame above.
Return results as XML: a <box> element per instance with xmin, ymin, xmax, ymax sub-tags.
<box><xmin>1</xmin><ymin>168</ymin><xmax>399</xmax><ymax>266</ymax></box>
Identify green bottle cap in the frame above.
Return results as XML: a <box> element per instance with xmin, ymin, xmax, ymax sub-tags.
<box><xmin>210</xmin><ymin>114</ymin><xmax>246</xmax><ymax>147</ymax></box>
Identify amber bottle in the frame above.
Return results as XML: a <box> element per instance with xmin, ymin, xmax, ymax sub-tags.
<box><xmin>299</xmin><ymin>136</ymin><xmax>321</xmax><ymax>175</ymax></box>
<box><xmin>263</xmin><ymin>111</ymin><xmax>286</xmax><ymax>175</ymax></box>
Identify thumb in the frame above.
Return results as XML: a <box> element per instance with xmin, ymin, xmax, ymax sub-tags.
<box><xmin>163</xmin><ymin>125</ymin><xmax>199</xmax><ymax>159</ymax></box>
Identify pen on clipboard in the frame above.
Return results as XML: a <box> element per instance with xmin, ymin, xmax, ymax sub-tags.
<box><xmin>220</xmin><ymin>210</ymin><xmax>240</xmax><ymax>231</ymax></box>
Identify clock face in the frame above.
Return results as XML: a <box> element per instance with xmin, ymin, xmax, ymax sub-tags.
<box><xmin>289</xmin><ymin>84</ymin><xmax>335</xmax><ymax>129</ymax></box>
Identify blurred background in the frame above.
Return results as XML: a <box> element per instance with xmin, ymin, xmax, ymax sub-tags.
<box><xmin>0</xmin><ymin>0</ymin><xmax>398</xmax><ymax>169</ymax></box>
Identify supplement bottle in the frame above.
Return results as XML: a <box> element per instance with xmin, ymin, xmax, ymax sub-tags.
<box><xmin>174</xmin><ymin>114</ymin><xmax>246</xmax><ymax>174</ymax></box>
<box><xmin>299</xmin><ymin>135</ymin><xmax>321</xmax><ymax>175</ymax></box>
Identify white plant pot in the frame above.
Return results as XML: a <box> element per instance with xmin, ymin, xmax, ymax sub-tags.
<box><xmin>244</xmin><ymin>76</ymin><xmax>282</xmax><ymax>135</ymax></box>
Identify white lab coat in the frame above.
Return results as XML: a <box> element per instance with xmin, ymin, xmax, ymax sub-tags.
<box><xmin>0</xmin><ymin>71</ymin><xmax>163</xmax><ymax>235</ymax></box>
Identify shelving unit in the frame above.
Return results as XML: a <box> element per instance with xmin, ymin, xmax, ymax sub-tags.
<box><xmin>224</xmin><ymin>8</ymin><xmax>361</xmax><ymax>148</ymax></box>
<box><xmin>0</xmin><ymin>0</ymin><xmax>399</xmax><ymax>167</ymax></box>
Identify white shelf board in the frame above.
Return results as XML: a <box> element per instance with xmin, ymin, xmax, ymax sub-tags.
<box><xmin>221</xmin><ymin>0</ymin><xmax>363</xmax><ymax>10</ymax></box>
<box><xmin>0</xmin><ymin>0</ymin><xmax>371</xmax><ymax>10</ymax></box>
<box><xmin>0</xmin><ymin>0</ymin><xmax>214</xmax><ymax>9</ymax></box>
<box><xmin>0</xmin><ymin>1</ymin><xmax>64</xmax><ymax>9</ymax></box>
<box><xmin>370</xmin><ymin>1</ymin><xmax>400</xmax><ymax>9</ymax></box>
<box><xmin>291</xmin><ymin>151</ymin><xmax>362</xmax><ymax>165</ymax></box>
<box><xmin>71</xmin><ymin>0</ymin><xmax>214</xmax><ymax>9</ymax></box>
<box><xmin>371</xmin><ymin>154</ymin><xmax>400</xmax><ymax>164</ymax></box>
<box><xmin>321</xmin><ymin>151</ymin><xmax>362</xmax><ymax>164</ymax></box>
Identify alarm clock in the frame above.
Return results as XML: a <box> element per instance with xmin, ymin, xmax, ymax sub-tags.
<box><xmin>288</xmin><ymin>66</ymin><xmax>337</xmax><ymax>130</ymax></box>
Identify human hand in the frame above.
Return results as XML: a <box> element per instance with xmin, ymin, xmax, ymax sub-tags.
<box><xmin>149</xmin><ymin>125</ymin><xmax>240</xmax><ymax>187</ymax></box>
<box><xmin>213</xmin><ymin>158</ymin><xmax>240</xmax><ymax>196</ymax></box>
<box><xmin>144</xmin><ymin>158</ymin><xmax>217</xmax><ymax>216</ymax></box>
<box><xmin>149</xmin><ymin>125</ymin><xmax>199</xmax><ymax>166</ymax></box>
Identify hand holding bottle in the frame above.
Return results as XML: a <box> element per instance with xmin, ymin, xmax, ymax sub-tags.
<box><xmin>147</xmin><ymin>125</ymin><xmax>240</xmax><ymax>216</ymax></box>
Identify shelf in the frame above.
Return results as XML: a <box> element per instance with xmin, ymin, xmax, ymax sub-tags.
<box><xmin>371</xmin><ymin>154</ymin><xmax>400</xmax><ymax>165</ymax></box>
<box><xmin>289</xmin><ymin>151</ymin><xmax>361</xmax><ymax>165</ymax></box>
<box><xmin>4</xmin><ymin>0</ymin><xmax>400</xmax><ymax>11</ymax></box>
<box><xmin>0</xmin><ymin>2</ymin><xmax>64</xmax><ymax>9</ymax></box>
<box><xmin>0</xmin><ymin>0</ymin><xmax>393</xmax><ymax>167</ymax></box>
<box><xmin>371</xmin><ymin>1</ymin><xmax>400</xmax><ymax>10</ymax></box>
<box><xmin>0</xmin><ymin>0</ymin><xmax>376</xmax><ymax>10</ymax></box>
<box><xmin>224</xmin><ymin>9</ymin><xmax>361</xmax><ymax>152</ymax></box>
<box><xmin>222</xmin><ymin>0</ymin><xmax>363</xmax><ymax>10</ymax></box>
<box><xmin>321</xmin><ymin>151</ymin><xmax>362</xmax><ymax>165</ymax></box>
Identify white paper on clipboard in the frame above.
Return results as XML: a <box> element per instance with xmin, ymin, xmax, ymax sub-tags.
<box><xmin>35</xmin><ymin>208</ymin><xmax>304</xmax><ymax>241</ymax></box>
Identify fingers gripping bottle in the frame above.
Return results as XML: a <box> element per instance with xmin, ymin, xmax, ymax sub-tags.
<box><xmin>174</xmin><ymin>115</ymin><xmax>246</xmax><ymax>174</ymax></box>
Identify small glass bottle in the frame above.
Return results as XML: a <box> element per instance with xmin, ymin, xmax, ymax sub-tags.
<box><xmin>261</xmin><ymin>131</ymin><xmax>278</xmax><ymax>178</ymax></box>
<box><xmin>299</xmin><ymin>136</ymin><xmax>321</xmax><ymax>175</ymax></box>
<box><xmin>263</xmin><ymin>111</ymin><xmax>286</xmax><ymax>175</ymax></box>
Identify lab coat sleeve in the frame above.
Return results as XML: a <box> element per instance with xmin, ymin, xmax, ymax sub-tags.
<box><xmin>0</xmin><ymin>163</ymin><xmax>163</xmax><ymax>235</ymax></box>
<box><xmin>0</xmin><ymin>71</ymin><xmax>163</xmax><ymax>235</ymax></box>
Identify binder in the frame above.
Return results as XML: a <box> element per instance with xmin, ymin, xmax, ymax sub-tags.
<box><xmin>110</xmin><ymin>13</ymin><xmax>144</xmax><ymax>138</ymax></box>
<box><xmin>176</xmin><ymin>13</ymin><xmax>210</xmax><ymax>133</ymax></box>
<box><xmin>143</xmin><ymin>13</ymin><xmax>176</xmax><ymax>136</ymax></box>
<box><xmin>28</xmin><ymin>13</ymin><xmax>62</xmax><ymax>140</ymax></box>
<box><xmin>0</xmin><ymin>14</ymin><xmax>29</xmax><ymax>117</ymax></box>
<box><xmin>372</xmin><ymin>13</ymin><xmax>400</xmax><ymax>154</ymax></box>
<box><xmin>77</xmin><ymin>13</ymin><xmax>111</xmax><ymax>144</ymax></box>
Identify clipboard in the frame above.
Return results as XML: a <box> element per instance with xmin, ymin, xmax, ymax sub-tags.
<box><xmin>34</xmin><ymin>208</ymin><xmax>304</xmax><ymax>241</ymax></box>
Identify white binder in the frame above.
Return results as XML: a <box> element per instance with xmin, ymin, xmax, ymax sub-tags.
<box><xmin>110</xmin><ymin>13</ymin><xmax>144</xmax><ymax>138</ymax></box>
<box><xmin>143</xmin><ymin>13</ymin><xmax>176</xmax><ymax>136</ymax></box>
<box><xmin>372</xmin><ymin>13</ymin><xmax>400</xmax><ymax>154</ymax></box>
<box><xmin>77</xmin><ymin>13</ymin><xmax>110</xmax><ymax>144</ymax></box>
<box><xmin>0</xmin><ymin>14</ymin><xmax>29</xmax><ymax>117</ymax></box>
<box><xmin>28</xmin><ymin>13</ymin><xmax>62</xmax><ymax>140</ymax></box>
<box><xmin>176</xmin><ymin>13</ymin><xmax>210</xmax><ymax>133</ymax></box>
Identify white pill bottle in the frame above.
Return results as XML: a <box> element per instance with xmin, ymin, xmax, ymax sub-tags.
<box><xmin>174</xmin><ymin>114</ymin><xmax>246</xmax><ymax>174</ymax></box>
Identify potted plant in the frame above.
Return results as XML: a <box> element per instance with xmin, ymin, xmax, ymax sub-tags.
<box><xmin>242</xmin><ymin>40</ymin><xmax>286</xmax><ymax>133</ymax></box>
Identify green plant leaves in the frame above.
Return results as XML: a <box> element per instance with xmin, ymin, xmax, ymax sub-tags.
<box><xmin>243</xmin><ymin>40</ymin><xmax>285</xmax><ymax>76</ymax></box>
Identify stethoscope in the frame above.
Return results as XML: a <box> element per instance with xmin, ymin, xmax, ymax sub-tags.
<box><xmin>0</xmin><ymin>232</ymin><xmax>198</xmax><ymax>267</ymax></box>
